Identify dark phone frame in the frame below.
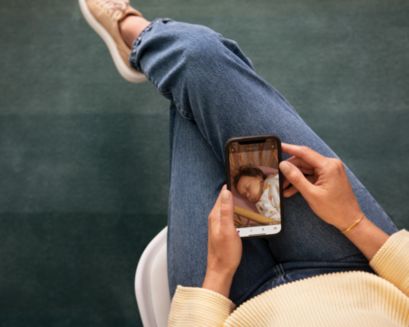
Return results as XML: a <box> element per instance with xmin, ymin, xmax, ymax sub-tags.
<box><xmin>224</xmin><ymin>134</ymin><xmax>284</xmax><ymax>239</ymax></box>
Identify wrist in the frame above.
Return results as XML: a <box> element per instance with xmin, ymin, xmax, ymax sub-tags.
<box><xmin>340</xmin><ymin>216</ymin><xmax>389</xmax><ymax>261</ymax></box>
<box><xmin>341</xmin><ymin>213</ymin><xmax>366</xmax><ymax>234</ymax></box>
<box><xmin>206</xmin><ymin>264</ymin><xmax>237</xmax><ymax>278</ymax></box>
<box><xmin>202</xmin><ymin>269</ymin><xmax>234</xmax><ymax>298</ymax></box>
<box><xmin>342</xmin><ymin>214</ymin><xmax>370</xmax><ymax>236</ymax></box>
<box><xmin>335</xmin><ymin>210</ymin><xmax>365</xmax><ymax>232</ymax></box>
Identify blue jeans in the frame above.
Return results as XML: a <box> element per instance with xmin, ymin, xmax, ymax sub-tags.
<box><xmin>129</xmin><ymin>18</ymin><xmax>399</xmax><ymax>306</ymax></box>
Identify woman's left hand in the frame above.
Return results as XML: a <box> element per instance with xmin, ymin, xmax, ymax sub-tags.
<box><xmin>202</xmin><ymin>184</ymin><xmax>242</xmax><ymax>297</ymax></box>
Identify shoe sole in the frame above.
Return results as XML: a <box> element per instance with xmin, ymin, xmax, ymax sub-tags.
<box><xmin>78</xmin><ymin>0</ymin><xmax>146</xmax><ymax>83</ymax></box>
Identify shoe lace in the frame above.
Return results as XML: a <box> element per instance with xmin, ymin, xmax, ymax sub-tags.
<box><xmin>96</xmin><ymin>0</ymin><xmax>130</xmax><ymax>20</ymax></box>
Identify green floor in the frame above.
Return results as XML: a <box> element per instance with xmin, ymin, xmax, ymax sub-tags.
<box><xmin>1</xmin><ymin>0</ymin><xmax>408</xmax><ymax>326</ymax></box>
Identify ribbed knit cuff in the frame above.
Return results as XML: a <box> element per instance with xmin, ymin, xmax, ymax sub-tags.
<box><xmin>168</xmin><ymin>285</ymin><xmax>235</xmax><ymax>326</ymax></box>
<box><xmin>369</xmin><ymin>229</ymin><xmax>409</xmax><ymax>296</ymax></box>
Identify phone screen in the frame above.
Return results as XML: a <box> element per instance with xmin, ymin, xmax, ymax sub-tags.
<box><xmin>226</xmin><ymin>136</ymin><xmax>282</xmax><ymax>237</ymax></box>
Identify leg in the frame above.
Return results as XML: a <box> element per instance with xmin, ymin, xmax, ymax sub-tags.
<box><xmin>78</xmin><ymin>1</ymin><xmax>283</xmax><ymax>305</ymax></box>
<box><xmin>167</xmin><ymin>103</ymin><xmax>282</xmax><ymax>304</ymax></box>
<box><xmin>128</xmin><ymin>17</ymin><xmax>398</xmax><ymax>296</ymax></box>
<box><xmin>79</xmin><ymin>0</ymin><xmax>399</xmax><ymax>302</ymax></box>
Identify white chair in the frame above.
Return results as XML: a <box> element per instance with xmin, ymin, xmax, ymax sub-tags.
<box><xmin>135</xmin><ymin>227</ymin><xmax>171</xmax><ymax>327</ymax></box>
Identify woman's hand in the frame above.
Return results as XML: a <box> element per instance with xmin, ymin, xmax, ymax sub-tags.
<box><xmin>202</xmin><ymin>185</ymin><xmax>242</xmax><ymax>297</ymax></box>
<box><xmin>279</xmin><ymin>143</ymin><xmax>364</xmax><ymax>231</ymax></box>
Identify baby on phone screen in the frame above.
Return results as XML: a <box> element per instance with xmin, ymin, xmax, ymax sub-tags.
<box><xmin>233</xmin><ymin>165</ymin><xmax>281</xmax><ymax>223</ymax></box>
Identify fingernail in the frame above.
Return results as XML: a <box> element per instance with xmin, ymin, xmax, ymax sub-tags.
<box><xmin>280</xmin><ymin>161</ymin><xmax>291</xmax><ymax>173</ymax></box>
<box><xmin>222</xmin><ymin>189</ymin><xmax>230</xmax><ymax>202</ymax></box>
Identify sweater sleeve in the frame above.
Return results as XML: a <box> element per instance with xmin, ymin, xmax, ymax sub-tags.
<box><xmin>168</xmin><ymin>285</ymin><xmax>236</xmax><ymax>327</ymax></box>
<box><xmin>369</xmin><ymin>229</ymin><xmax>409</xmax><ymax>296</ymax></box>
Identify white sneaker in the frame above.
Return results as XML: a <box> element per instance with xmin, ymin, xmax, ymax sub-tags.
<box><xmin>79</xmin><ymin>0</ymin><xmax>147</xmax><ymax>83</ymax></box>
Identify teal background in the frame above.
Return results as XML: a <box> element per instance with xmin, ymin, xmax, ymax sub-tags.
<box><xmin>0</xmin><ymin>0</ymin><xmax>408</xmax><ymax>326</ymax></box>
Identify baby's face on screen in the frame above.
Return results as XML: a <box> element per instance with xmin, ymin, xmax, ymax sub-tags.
<box><xmin>236</xmin><ymin>175</ymin><xmax>263</xmax><ymax>203</ymax></box>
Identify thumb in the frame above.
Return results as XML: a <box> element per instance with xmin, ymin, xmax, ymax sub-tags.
<box><xmin>279</xmin><ymin>161</ymin><xmax>313</xmax><ymax>197</ymax></box>
<box><xmin>220</xmin><ymin>186</ymin><xmax>234</xmax><ymax>226</ymax></box>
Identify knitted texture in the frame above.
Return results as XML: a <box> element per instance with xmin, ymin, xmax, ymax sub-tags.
<box><xmin>168</xmin><ymin>230</ymin><xmax>409</xmax><ymax>326</ymax></box>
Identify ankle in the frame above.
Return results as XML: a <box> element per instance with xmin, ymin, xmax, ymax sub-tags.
<box><xmin>119</xmin><ymin>15</ymin><xmax>151</xmax><ymax>48</ymax></box>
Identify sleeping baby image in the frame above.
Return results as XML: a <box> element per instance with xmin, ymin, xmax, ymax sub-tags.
<box><xmin>233</xmin><ymin>165</ymin><xmax>281</xmax><ymax>224</ymax></box>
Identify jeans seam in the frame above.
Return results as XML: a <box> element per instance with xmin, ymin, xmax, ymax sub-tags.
<box><xmin>129</xmin><ymin>17</ymin><xmax>172</xmax><ymax>74</ymax></box>
<box><xmin>171</xmin><ymin>96</ymin><xmax>194</xmax><ymax>121</ymax></box>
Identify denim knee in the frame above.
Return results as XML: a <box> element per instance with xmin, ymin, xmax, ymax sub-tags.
<box><xmin>176</xmin><ymin>24</ymin><xmax>226</xmax><ymax>75</ymax></box>
<box><xmin>130</xmin><ymin>19</ymin><xmax>224</xmax><ymax>91</ymax></box>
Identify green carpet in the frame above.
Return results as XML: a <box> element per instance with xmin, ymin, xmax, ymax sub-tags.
<box><xmin>0</xmin><ymin>0</ymin><xmax>408</xmax><ymax>326</ymax></box>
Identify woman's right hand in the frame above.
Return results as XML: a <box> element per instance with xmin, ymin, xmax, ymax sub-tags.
<box><xmin>279</xmin><ymin>143</ymin><xmax>364</xmax><ymax>231</ymax></box>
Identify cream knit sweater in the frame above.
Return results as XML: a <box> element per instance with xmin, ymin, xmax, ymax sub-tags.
<box><xmin>168</xmin><ymin>229</ymin><xmax>409</xmax><ymax>326</ymax></box>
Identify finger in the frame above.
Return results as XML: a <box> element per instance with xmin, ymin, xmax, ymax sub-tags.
<box><xmin>286</xmin><ymin>156</ymin><xmax>314</xmax><ymax>173</ymax></box>
<box><xmin>219</xmin><ymin>186</ymin><xmax>235</xmax><ymax>228</ymax></box>
<box><xmin>208</xmin><ymin>185</ymin><xmax>227</xmax><ymax>234</ymax></box>
<box><xmin>283</xmin><ymin>186</ymin><xmax>299</xmax><ymax>197</ymax></box>
<box><xmin>306</xmin><ymin>174</ymin><xmax>317</xmax><ymax>184</ymax></box>
<box><xmin>283</xmin><ymin>173</ymin><xmax>318</xmax><ymax>197</ymax></box>
<box><xmin>281</xmin><ymin>143</ymin><xmax>327</xmax><ymax>169</ymax></box>
<box><xmin>279</xmin><ymin>160</ymin><xmax>316</xmax><ymax>197</ymax></box>
<box><xmin>208</xmin><ymin>184</ymin><xmax>227</xmax><ymax>218</ymax></box>
<box><xmin>283</xmin><ymin>172</ymin><xmax>314</xmax><ymax>189</ymax></box>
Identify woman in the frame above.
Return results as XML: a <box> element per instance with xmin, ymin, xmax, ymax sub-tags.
<box><xmin>79</xmin><ymin>1</ymin><xmax>409</xmax><ymax>325</ymax></box>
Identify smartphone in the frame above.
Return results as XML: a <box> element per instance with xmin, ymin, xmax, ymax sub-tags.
<box><xmin>224</xmin><ymin>135</ymin><xmax>283</xmax><ymax>238</ymax></box>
